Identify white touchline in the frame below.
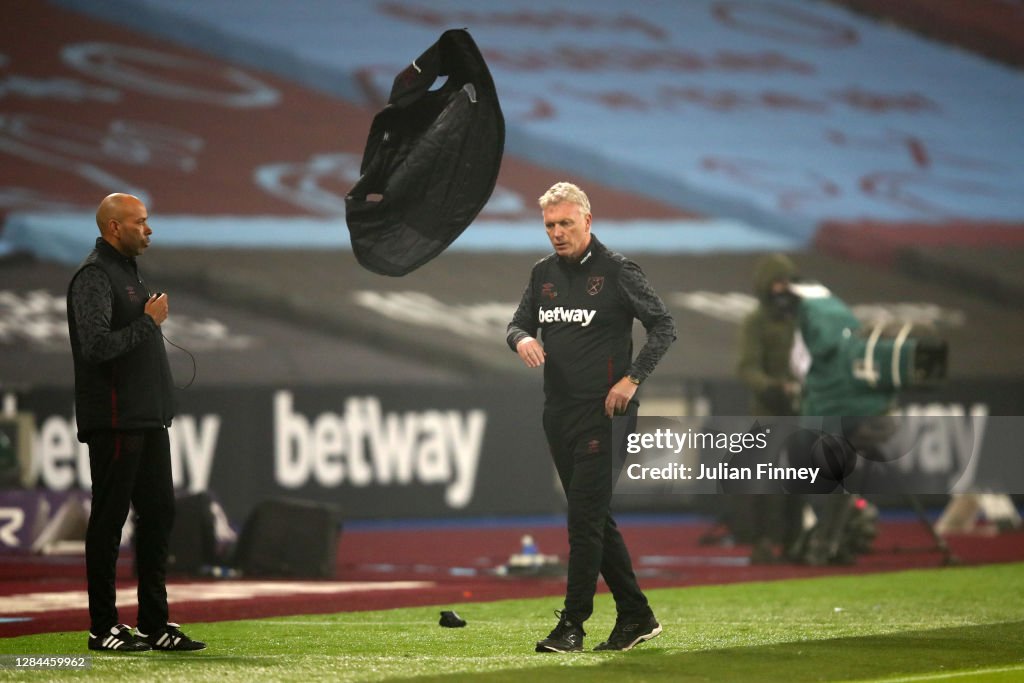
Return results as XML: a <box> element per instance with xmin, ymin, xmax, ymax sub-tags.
<box><xmin>0</xmin><ymin>581</ymin><xmax>435</xmax><ymax>614</ymax></box>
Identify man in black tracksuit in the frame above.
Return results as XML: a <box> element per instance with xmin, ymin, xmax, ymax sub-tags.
<box><xmin>507</xmin><ymin>182</ymin><xmax>676</xmax><ymax>652</ymax></box>
<box><xmin>68</xmin><ymin>193</ymin><xmax>204</xmax><ymax>652</ymax></box>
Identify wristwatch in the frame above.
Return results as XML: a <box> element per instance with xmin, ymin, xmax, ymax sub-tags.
<box><xmin>627</xmin><ymin>375</ymin><xmax>642</xmax><ymax>386</ymax></box>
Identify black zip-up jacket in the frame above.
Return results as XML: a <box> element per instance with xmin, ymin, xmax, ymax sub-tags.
<box><xmin>67</xmin><ymin>238</ymin><xmax>175</xmax><ymax>441</ymax></box>
<box><xmin>506</xmin><ymin>235</ymin><xmax>676</xmax><ymax>404</ymax></box>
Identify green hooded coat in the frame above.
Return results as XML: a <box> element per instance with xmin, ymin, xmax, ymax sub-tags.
<box><xmin>797</xmin><ymin>293</ymin><xmax>895</xmax><ymax>417</ymax></box>
<box><xmin>736</xmin><ymin>254</ymin><xmax>800</xmax><ymax>415</ymax></box>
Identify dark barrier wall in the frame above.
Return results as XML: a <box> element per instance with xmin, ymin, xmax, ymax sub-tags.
<box><xmin>14</xmin><ymin>378</ymin><xmax>1023</xmax><ymax>522</ymax></box>
<box><xmin>17</xmin><ymin>383</ymin><xmax>561</xmax><ymax>523</ymax></box>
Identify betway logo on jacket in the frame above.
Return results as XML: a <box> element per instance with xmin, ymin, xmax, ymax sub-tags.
<box><xmin>538</xmin><ymin>306</ymin><xmax>597</xmax><ymax>327</ymax></box>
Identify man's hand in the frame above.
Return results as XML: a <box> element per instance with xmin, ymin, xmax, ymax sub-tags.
<box><xmin>605</xmin><ymin>376</ymin><xmax>638</xmax><ymax>417</ymax></box>
<box><xmin>516</xmin><ymin>337</ymin><xmax>545</xmax><ymax>368</ymax></box>
<box><xmin>145</xmin><ymin>293</ymin><xmax>168</xmax><ymax>326</ymax></box>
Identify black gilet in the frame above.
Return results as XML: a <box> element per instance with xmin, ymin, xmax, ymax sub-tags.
<box><xmin>67</xmin><ymin>238</ymin><xmax>174</xmax><ymax>441</ymax></box>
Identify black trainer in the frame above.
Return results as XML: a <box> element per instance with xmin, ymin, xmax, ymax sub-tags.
<box><xmin>136</xmin><ymin>623</ymin><xmax>207</xmax><ymax>651</ymax></box>
<box><xmin>535</xmin><ymin>610</ymin><xmax>585</xmax><ymax>653</ymax></box>
<box><xmin>593</xmin><ymin>613</ymin><xmax>663</xmax><ymax>651</ymax></box>
<box><xmin>88</xmin><ymin>624</ymin><xmax>152</xmax><ymax>652</ymax></box>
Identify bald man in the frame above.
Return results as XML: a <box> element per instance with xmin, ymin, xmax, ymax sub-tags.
<box><xmin>67</xmin><ymin>193</ymin><xmax>205</xmax><ymax>652</ymax></box>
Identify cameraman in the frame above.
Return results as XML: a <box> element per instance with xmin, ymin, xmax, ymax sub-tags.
<box><xmin>790</xmin><ymin>283</ymin><xmax>896</xmax><ymax>419</ymax></box>
<box><xmin>787</xmin><ymin>282</ymin><xmax>896</xmax><ymax>565</ymax></box>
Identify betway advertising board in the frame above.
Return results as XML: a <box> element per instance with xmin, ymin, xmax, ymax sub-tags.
<box><xmin>17</xmin><ymin>384</ymin><xmax>559</xmax><ymax>523</ymax></box>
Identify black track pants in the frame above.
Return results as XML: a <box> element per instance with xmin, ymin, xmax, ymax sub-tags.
<box><xmin>543</xmin><ymin>400</ymin><xmax>651</xmax><ymax>623</ymax></box>
<box><xmin>85</xmin><ymin>428</ymin><xmax>175</xmax><ymax>635</ymax></box>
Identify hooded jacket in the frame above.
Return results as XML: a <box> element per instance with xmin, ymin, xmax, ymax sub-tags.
<box><xmin>736</xmin><ymin>254</ymin><xmax>800</xmax><ymax>415</ymax></box>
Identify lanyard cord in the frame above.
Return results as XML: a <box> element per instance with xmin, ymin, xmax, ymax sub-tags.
<box><xmin>162</xmin><ymin>332</ymin><xmax>197</xmax><ymax>389</ymax></box>
<box><xmin>144</xmin><ymin>283</ymin><xmax>197</xmax><ymax>390</ymax></box>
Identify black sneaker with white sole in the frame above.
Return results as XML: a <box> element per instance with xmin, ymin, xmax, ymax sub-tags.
<box><xmin>88</xmin><ymin>624</ymin><xmax>152</xmax><ymax>652</ymax></box>
<box><xmin>136</xmin><ymin>623</ymin><xmax>206</xmax><ymax>651</ymax></box>
<box><xmin>535</xmin><ymin>610</ymin><xmax>585</xmax><ymax>653</ymax></box>
<box><xmin>593</xmin><ymin>614</ymin><xmax>662</xmax><ymax>651</ymax></box>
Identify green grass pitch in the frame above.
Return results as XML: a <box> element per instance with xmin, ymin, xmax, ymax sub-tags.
<box><xmin>1</xmin><ymin>563</ymin><xmax>1022</xmax><ymax>682</ymax></box>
